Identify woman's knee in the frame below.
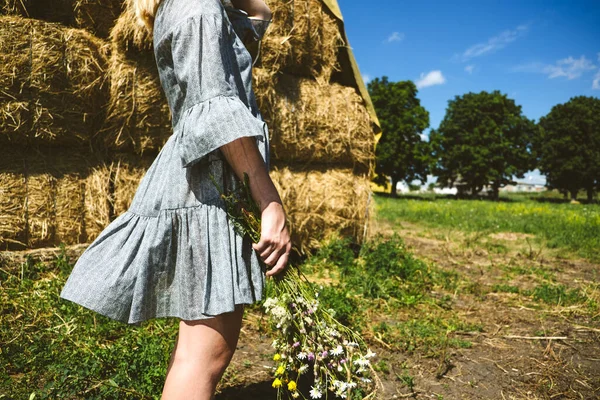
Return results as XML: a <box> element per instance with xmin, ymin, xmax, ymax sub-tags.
<box><xmin>174</xmin><ymin>308</ymin><xmax>244</xmax><ymax>366</ymax></box>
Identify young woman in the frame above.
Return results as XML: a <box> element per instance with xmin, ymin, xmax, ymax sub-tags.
<box><xmin>60</xmin><ymin>0</ymin><xmax>291</xmax><ymax>398</ymax></box>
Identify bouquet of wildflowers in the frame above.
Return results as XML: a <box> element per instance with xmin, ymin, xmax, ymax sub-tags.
<box><xmin>213</xmin><ymin>173</ymin><xmax>379</xmax><ymax>399</ymax></box>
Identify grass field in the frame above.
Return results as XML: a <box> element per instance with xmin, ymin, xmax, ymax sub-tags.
<box><xmin>1</xmin><ymin>193</ymin><xmax>599</xmax><ymax>399</ymax></box>
<box><xmin>376</xmin><ymin>193</ymin><xmax>600</xmax><ymax>261</ymax></box>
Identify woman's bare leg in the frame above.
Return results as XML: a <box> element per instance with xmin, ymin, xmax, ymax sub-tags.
<box><xmin>161</xmin><ymin>306</ymin><xmax>244</xmax><ymax>400</ymax></box>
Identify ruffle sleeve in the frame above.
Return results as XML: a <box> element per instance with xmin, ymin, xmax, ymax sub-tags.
<box><xmin>175</xmin><ymin>95</ymin><xmax>267</xmax><ymax>168</ymax></box>
<box><xmin>170</xmin><ymin>11</ymin><xmax>266</xmax><ymax>167</ymax></box>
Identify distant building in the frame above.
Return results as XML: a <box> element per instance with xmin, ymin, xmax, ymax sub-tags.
<box><xmin>501</xmin><ymin>182</ymin><xmax>546</xmax><ymax>193</ymax></box>
<box><xmin>433</xmin><ymin>187</ymin><xmax>458</xmax><ymax>195</ymax></box>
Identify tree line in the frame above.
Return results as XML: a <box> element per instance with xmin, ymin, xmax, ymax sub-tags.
<box><xmin>368</xmin><ymin>77</ymin><xmax>600</xmax><ymax>201</ymax></box>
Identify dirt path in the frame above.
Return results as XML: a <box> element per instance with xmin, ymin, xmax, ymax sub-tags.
<box><xmin>216</xmin><ymin>220</ymin><xmax>600</xmax><ymax>399</ymax></box>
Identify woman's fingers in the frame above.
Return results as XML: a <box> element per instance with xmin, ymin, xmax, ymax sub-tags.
<box><xmin>262</xmin><ymin>245</ymin><xmax>286</xmax><ymax>268</ymax></box>
<box><xmin>266</xmin><ymin>249</ymin><xmax>289</xmax><ymax>277</ymax></box>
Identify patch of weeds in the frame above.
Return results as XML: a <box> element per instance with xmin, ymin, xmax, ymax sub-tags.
<box><xmin>492</xmin><ymin>284</ymin><xmax>520</xmax><ymax>294</ymax></box>
<box><xmin>344</xmin><ymin>234</ymin><xmax>436</xmax><ymax>303</ymax></box>
<box><xmin>503</xmin><ymin>264</ymin><xmax>556</xmax><ymax>282</ymax></box>
<box><xmin>317</xmin><ymin>285</ymin><xmax>363</xmax><ymax>330</ymax></box>
<box><xmin>374</xmin><ymin>316</ymin><xmax>481</xmax><ymax>356</ymax></box>
<box><xmin>303</xmin><ymin>235</ymin><xmax>356</xmax><ymax>275</ymax></box>
<box><xmin>483</xmin><ymin>241</ymin><xmax>509</xmax><ymax>254</ymax></box>
<box><xmin>530</xmin><ymin>283</ymin><xmax>588</xmax><ymax>306</ymax></box>
<box><xmin>396</xmin><ymin>369</ymin><xmax>415</xmax><ymax>392</ymax></box>
<box><xmin>0</xmin><ymin>253</ymin><xmax>178</xmax><ymax>399</ymax></box>
<box><xmin>373</xmin><ymin>360</ymin><xmax>390</xmax><ymax>374</ymax></box>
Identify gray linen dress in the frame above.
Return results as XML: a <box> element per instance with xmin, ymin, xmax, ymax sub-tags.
<box><xmin>60</xmin><ymin>0</ymin><xmax>270</xmax><ymax>324</ymax></box>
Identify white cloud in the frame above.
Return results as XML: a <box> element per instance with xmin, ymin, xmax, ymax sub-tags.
<box><xmin>416</xmin><ymin>70</ymin><xmax>446</xmax><ymax>89</ymax></box>
<box><xmin>513</xmin><ymin>55</ymin><xmax>597</xmax><ymax>82</ymax></box>
<box><xmin>459</xmin><ymin>24</ymin><xmax>529</xmax><ymax>61</ymax></box>
<box><xmin>593</xmin><ymin>71</ymin><xmax>600</xmax><ymax>90</ymax></box>
<box><xmin>465</xmin><ymin>65</ymin><xmax>475</xmax><ymax>74</ymax></box>
<box><xmin>362</xmin><ymin>73</ymin><xmax>372</xmax><ymax>84</ymax></box>
<box><xmin>543</xmin><ymin>56</ymin><xmax>596</xmax><ymax>79</ymax></box>
<box><xmin>385</xmin><ymin>31</ymin><xmax>405</xmax><ymax>43</ymax></box>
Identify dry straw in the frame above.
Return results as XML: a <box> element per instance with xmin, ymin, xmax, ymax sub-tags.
<box><xmin>101</xmin><ymin>2</ymin><xmax>172</xmax><ymax>155</ymax></box>
<box><xmin>0</xmin><ymin>148</ymin><xmax>153</xmax><ymax>250</ymax></box>
<box><xmin>261</xmin><ymin>0</ymin><xmax>343</xmax><ymax>81</ymax></box>
<box><xmin>0</xmin><ymin>16</ymin><xmax>108</xmax><ymax>147</ymax></box>
<box><xmin>270</xmin><ymin>165</ymin><xmax>372</xmax><ymax>253</ymax></box>
<box><xmin>1</xmin><ymin>0</ymin><xmax>123</xmax><ymax>38</ymax></box>
<box><xmin>254</xmin><ymin>70</ymin><xmax>375</xmax><ymax>171</ymax></box>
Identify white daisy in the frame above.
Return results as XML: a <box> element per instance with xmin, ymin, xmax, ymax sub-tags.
<box><xmin>309</xmin><ymin>387</ymin><xmax>322</xmax><ymax>399</ymax></box>
<box><xmin>331</xmin><ymin>345</ymin><xmax>344</xmax><ymax>356</ymax></box>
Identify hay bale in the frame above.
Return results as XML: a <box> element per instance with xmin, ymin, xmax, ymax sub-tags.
<box><xmin>83</xmin><ymin>164</ymin><xmax>113</xmax><ymax>241</ymax></box>
<box><xmin>261</xmin><ymin>0</ymin><xmax>343</xmax><ymax>81</ymax></box>
<box><xmin>0</xmin><ymin>0</ymin><xmax>123</xmax><ymax>38</ymax></box>
<box><xmin>109</xmin><ymin>0</ymin><xmax>153</xmax><ymax>54</ymax></box>
<box><xmin>0</xmin><ymin>173</ymin><xmax>26</xmax><ymax>248</ymax></box>
<box><xmin>0</xmin><ymin>148</ymin><xmax>155</xmax><ymax>248</ymax></box>
<box><xmin>254</xmin><ymin>71</ymin><xmax>375</xmax><ymax>170</ymax></box>
<box><xmin>101</xmin><ymin>4</ymin><xmax>172</xmax><ymax>155</ymax></box>
<box><xmin>55</xmin><ymin>175</ymin><xmax>85</xmax><ymax>244</ymax></box>
<box><xmin>110</xmin><ymin>153</ymin><xmax>153</xmax><ymax>215</ymax></box>
<box><xmin>0</xmin><ymin>16</ymin><xmax>108</xmax><ymax>147</ymax></box>
<box><xmin>26</xmin><ymin>174</ymin><xmax>56</xmax><ymax>247</ymax></box>
<box><xmin>0</xmin><ymin>148</ymin><xmax>106</xmax><ymax>248</ymax></box>
<box><xmin>270</xmin><ymin>166</ymin><xmax>371</xmax><ymax>253</ymax></box>
<box><xmin>101</xmin><ymin>50</ymin><xmax>172</xmax><ymax>155</ymax></box>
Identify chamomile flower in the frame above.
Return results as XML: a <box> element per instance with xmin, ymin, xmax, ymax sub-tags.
<box><xmin>309</xmin><ymin>386</ymin><xmax>322</xmax><ymax>399</ymax></box>
<box><xmin>331</xmin><ymin>345</ymin><xmax>344</xmax><ymax>356</ymax></box>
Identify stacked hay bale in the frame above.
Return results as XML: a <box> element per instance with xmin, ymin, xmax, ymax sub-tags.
<box><xmin>0</xmin><ymin>147</ymin><xmax>153</xmax><ymax>249</ymax></box>
<box><xmin>0</xmin><ymin>16</ymin><xmax>108</xmax><ymax>147</ymax></box>
<box><xmin>253</xmin><ymin>0</ymin><xmax>376</xmax><ymax>252</ymax></box>
<box><xmin>0</xmin><ymin>0</ymin><xmax>377</xmax><ymax>253</ymax></box>
<box><xmin>0</xmin><ymin>1</ymin><xmax>162</xmax><ymax>250</ymax></box>
<box><xmin>1</xmin><ymin>0</ymin><xmax>123</xmax><ymax>38</ymax></box>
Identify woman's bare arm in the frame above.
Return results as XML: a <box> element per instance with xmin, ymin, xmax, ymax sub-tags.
<box><xmin>219</xmin><ymin>136</ymin><xmax>291</xmax><ymax>276</ymax></box>
<box><xmin>230</xmin><ymin>0</ymin><xmax>272</xmax><ymax>19</ymax></box>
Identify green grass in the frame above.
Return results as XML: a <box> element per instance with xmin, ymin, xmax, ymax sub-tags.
<box><xmin>0</xmin><ymin>250</ymin><xmax>177</xmax><ymax>400</ymax></box>
<box><xmin>375</xmin><ymin>193</ymin><xmax>600</xmax><ymax>261</ymax></box>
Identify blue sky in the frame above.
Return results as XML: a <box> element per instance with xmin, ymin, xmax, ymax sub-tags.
<box><xmin>338</xmin><ymin>0</ymin><xmax>600</xmax><ymax>184</ymax></box>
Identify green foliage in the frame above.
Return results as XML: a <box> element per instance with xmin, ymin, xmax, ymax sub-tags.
<box><xmin>342</xmin><ymin>235</ymin><xmax>435</xmax><ymax>304</ymax></box>
<box><xmin>376</xmin><ymin>194</ymin><xmax>600</xmax><ymax>261</ymax></box>
<box><xmin>372</xmin><ymin>318</ymin><xmax>480</xmax><ymax>356</ymax></box>
<box><xmin>0</xmin><ymin>249</ymin><xmax>177</xmax><ymax>399</ymax></box>
<box><xmin>430</xmin><ymin>91</ymin><xmax>537</xmax><ymax>198</ymax></box>
<box><xmin>531</xmin><ymin>284</ymin><xmax>588</xmax><ymax>306</ymax></box>
<box><xmin>536</xmin><ymin>96</ymin><xmax>600</xmax><ymax>201</ymax></box>
<box><xmin>368</xmin><ymin>77</ymin><xmax>431</xmax><ymax>194</ymax></box>
<box><xmin>317</xmin><ymin>285</ymin><xmax>362</xmax><ymax>329</ymax></box>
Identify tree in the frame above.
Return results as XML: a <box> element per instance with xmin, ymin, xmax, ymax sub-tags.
<box><xmin>536</xmin><ymin>96</ymin><xmax>600</xmax><ymax>202</ymax></box>
<box><xmin>430</xmin><ymin>91</ymin><xmax>537</xmax><ymax>199</ymax></box>
<box><xmin>368</xmin><ymin>77</ymin><xmax>430</xmax><ymax>196</ymax></box>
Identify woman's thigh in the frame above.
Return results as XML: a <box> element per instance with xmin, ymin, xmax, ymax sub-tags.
<box><xmin>175</xmin><ymin>305</ymin><xmax>244</xmax><ymax>362</ymax></box>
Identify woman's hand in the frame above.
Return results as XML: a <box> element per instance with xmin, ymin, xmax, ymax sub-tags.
<box><xmin>230</xmin><ymin>0</ymin><xmax>272</xmax><ymax>20</ymax></box>
<box><xmin>220</xmin><ymin>136</ymin><xmax>291</xmax><ymax>276</ymax></box>
<box><xmin>253</xmin><ymin>201</ymin><xmax>291</xmax><ymax>276</ymax></box>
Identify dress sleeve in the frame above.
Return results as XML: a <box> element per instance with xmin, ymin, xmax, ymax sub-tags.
<box><xmin>170</xmin><ymin>12</ymin><xmax>266</xmax><ymax>168</ymax></box>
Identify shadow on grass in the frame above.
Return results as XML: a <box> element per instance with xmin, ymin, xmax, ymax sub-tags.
<box><xmin>374</xmin><ymin>192</ymin><xmax>516</xmax><ymax>203</ymax></box>
<box><xmin>530</xmin><ymin>197</ymin><xmax>599</xmax><ymax>205</ymax></box>
<box><xmin>216</xmin><ymin>381</ymin><xmax>274</xmax><ymax>400</ymax></box>
<box><xmin>216</xmin><ymin>375</ymin><xmax>339</xmax><ymax>399</ymax></box>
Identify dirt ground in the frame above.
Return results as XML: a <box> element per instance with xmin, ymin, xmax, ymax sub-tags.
<box><xmin>215</xmin><ymin>220</ymin><xmax>600</xmax><ymax>400</ymax></box>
